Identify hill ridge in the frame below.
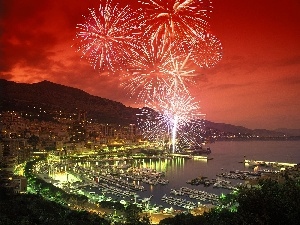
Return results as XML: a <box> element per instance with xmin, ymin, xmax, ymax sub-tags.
<box><xmin>1</xmin><ymin>79</ymin><xmax>297</xmax><ymax>137</ymax></box>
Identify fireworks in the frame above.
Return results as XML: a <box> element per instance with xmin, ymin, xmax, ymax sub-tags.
<box><xmin>160</xmin><ymin>50</ymin><xmax>200</xmax><ymax>94</ymax></box>
<box><xmin>137</xmin><ymin>0</ymin><xmax>213</xmax><ymax>45</ymax></box>
<box><xmin>120</xmin><ymin>40</ymin><xmax>198</xmax><ymax>104</ymax></box>
<box><xmin>154</xmin><ymin>90</ymin><xmax>205</xmax><ymax>152</ymax></box>
<box><xmin>120</xmin><ymin>41</ymin><xmax>174</xmax><ymax>104</ymax></box>
<box><xmin>74</xmin><ymin>0</ymin><xmax>222</xmax><ymax>151</ymax></box>
<box><xmin>73</xmin><ymin>0</ymin><xmax>140</xmax><ymax>73</ymax></box>
<box><xmin>137</xmin><ymin>90</ymin><xmax>205</xmax><ymax>152</ymax></box>
<box><xmin>137</xmin><ymin>107</ymin><xmax>171</xmax><ymax>146</ymax></box>
<box><xmin>191</xmin><ymin>33</ymin><xmax>223</xmax><ymax>68</ymax></box>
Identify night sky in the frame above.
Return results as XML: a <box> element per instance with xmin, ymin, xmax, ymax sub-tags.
<box><xmin>1</xmin><ymin>0</ymin><xmax>300</xmax><ymax>130</ymax></box>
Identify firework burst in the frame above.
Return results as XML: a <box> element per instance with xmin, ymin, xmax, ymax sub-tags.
<box><xmin>160</xmin><ymin>50</ymin><xmax>201</xmax><ymax>94</ymax></box>
<box><xmin>138</xmin><ymin>90</ymin><xmax>205</xmax><ymax>152</ymax></box>
<box><xmin>120</xmin><ymin>40</ymin><xmax>173</xmax><ymax>104</ymax></box>
<box><xmin>73</xmin><ymin>0</ymin><xmax>140</xmax><ymax>73</ymax></box>
<box><xmin>137</xmin><ymin>0</ymin><xmax>213</xmax><ymax>45</ymax></box>
<box><xmin>191</xmin><ymin>32</ymin><xmax>223</xmax><ymax>68</ymax></box>
<box><xmin>176</xmin><ymin>32</ymin><xmax>223</xmax><ymax>70</ymax></box>
<box><xmin>121</xmin><ymin>40</ymin><xmax>200</xmax><ymax>104</ymax></box>
<box><xmin>74</xmin><ymin>0</ymin><xmax>222</xmax><ymax>151</ymax></box>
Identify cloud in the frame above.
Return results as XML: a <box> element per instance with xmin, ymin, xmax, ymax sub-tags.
<box><xmin>276</xmin><ymin>55</ymin><xmax>300</xmax><ymax>68</ymax></box>
<box><xmin>272</xmin><ymin>73</ymin><xmax>300</xmax><ymax>86</ymax></box>
<box><xmin>0</xmin><ymin>73</ymin><xmax>14</xmax><ymax>80</ymax></box>
<box><xmin>209</xmin><ymin>81</ymin><xmax>255</xmax><ymax>91</ymax></box>
<box><xmin>0</xmin><ymin>1</ymin><xmax>60</xmax><ymax>74</ymax></box>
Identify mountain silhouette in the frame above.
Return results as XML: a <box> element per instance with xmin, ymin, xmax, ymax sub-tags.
<box><xmin>0</xmin><ymin>79</ymin><xmax>139</xmax><ymax>124</ymax></box>
<box><xmin>1</xmin><ymin>79</ymin><xmax>295</xmax><ymax>137</ymax></box>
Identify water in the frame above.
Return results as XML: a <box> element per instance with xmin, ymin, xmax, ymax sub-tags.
<box><xmin>135</xmin><ymin>141</ymin><xmax>300</xmax><ymax>206</ymax></box>
<box><xmin>92</xmin><ymin>141</ymin><xmax>300</xmax><ymax>209</ymax></box>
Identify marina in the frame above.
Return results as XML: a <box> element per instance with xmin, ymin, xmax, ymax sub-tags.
<box><xmin>33</xmin><ymin>140</ymin><xmax>300</xmax><ymax>213</ymax></box>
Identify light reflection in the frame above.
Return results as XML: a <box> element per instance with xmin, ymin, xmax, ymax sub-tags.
<box><xmin>193</xmin><ymin>158</ymin><xmax>207</xmax><ymax>162</ymax></box>
<box><xmin>150</xmin><ymin>185</ymin><xmax>154</xmax><ymax>192</ymax></box>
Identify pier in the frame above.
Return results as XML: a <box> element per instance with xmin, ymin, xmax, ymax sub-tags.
<box><xmin>244</xmin><ymin>159</ymin><xmax>297</xmax><ymax>168</ymax></box>
<box><xmin>170</xmin><ymin>154</ymin><xmax>208</xmax><ymax>160</ymax></box>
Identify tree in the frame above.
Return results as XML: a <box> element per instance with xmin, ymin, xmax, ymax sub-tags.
<box><xmin>139</xmin><ymin>214</ymin><xmax>151</xmax><ymax>225</ymax></box>
<box><xmin>235</xmin><ymin>179</ymin><xmax>300</xmax><ymax>225</ymax></box>
<box><xmin>124</xmin><ymin>204</ymin><xmax>142</xmax><ymax>225</ymax></box>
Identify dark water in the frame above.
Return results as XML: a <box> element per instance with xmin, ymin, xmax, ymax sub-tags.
<box><xmin>134</xmin><ymin>141</ymin><xmax>300</xmax><ymax>206</ymax></box>
<box><xmin>92</xmin><ymin>141</ymin><xmax>300</xmax><ymax>208</ymax></box>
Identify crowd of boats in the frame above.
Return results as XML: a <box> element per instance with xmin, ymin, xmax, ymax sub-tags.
<box><xmin>120</xmin><ymin>167</ymin><xmax>169</xmax><ymax>185</ymax></box>
<box><xmin>216</xmin><ymin>169</ymin><xmax>279</xmax><ymax>180</ymax></box>
<box><xmin>96</xmin><ymin>174</ymin><xmax>145</xmax><ymax>192</ymax></box>
<box><xmin>160</xmin><ymin>185</ymin><xmax>221</xmax><ymax>210</ymax></box>
<box><xmin>161</xmin><ymin>195</ymin><xmax>197</xmax><ymax>210</ymax></box>
<box><xmin>36</xmin><ymin>155</ymin><xmax>274</xmax><ymax>213</ymax></box>
<box><xmin>170</xmin><ymin>187</ymin><xmax>220</xmax><ymax>205</ymax></box>
<box><xmin>96</xmin><ymin>182</ymin><xmax>136</xmax><ymax>199</ymax></box>
<box><xmin>77</xmin><ymin>164</ymin><xmax>170</xmax><ymax>190</ymax></box>
<box><xmin>186</xmin><ymin>169</ymin><xmax>281</xmax><ymax>190</ymax></box>
<box><xmin>186</xmin><ymin>176</ymin><xmax>238</xmax><ymax>190</ymax></box>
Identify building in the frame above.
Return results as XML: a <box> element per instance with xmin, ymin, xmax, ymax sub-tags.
<box><xmin>0</xmin><ymin>170</ymin><xmax>27</xmax><ymax>194</ymax></box>
<box><xmin>70</xmin><ymin>111</ymin><xmax>87</xmax><ymax>142</ymax></box>
<box><xmin>1</xmin><ymin>138</ymin><xmax>30</xmax><ymax>164</ymax></box>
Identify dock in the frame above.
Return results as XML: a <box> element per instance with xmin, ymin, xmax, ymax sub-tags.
<box><xmin>244</xmin><ymin>159</ymin><xmax>297</xmax><ymax>168</ymax></box>
<box><xmin>170</xmin><ymin>154</ymin><xmax>208</xmax><ymax>160</ymax></box>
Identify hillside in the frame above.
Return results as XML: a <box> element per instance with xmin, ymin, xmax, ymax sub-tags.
<box><xmin>204</xmin><ymin>121</ymin><xmax>287</xmax><ymax>138</ymax></box>
<box><xmin>274</xmin><ymin>128</ymin><xmax>300</xmax><ymax>137</ymax></box>
<box><xmin>1</xmin><ymin>79</ymin><xmax>296</xmax><ymax>137</ymax></box>
<box><xmin>0</xmin><ymin>79</ymin><xmax>139</xmax><ymax>124</ymax></box>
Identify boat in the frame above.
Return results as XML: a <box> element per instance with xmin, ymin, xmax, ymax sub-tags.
<box><xmin>183</xmin><ymin>143</ymin><xmax>212</xmax><ymax>154</ymax></box>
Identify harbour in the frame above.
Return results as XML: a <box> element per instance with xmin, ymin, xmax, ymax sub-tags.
<box><xmin>33</xmin><ymin>140</ymin><xmax>300</xmax><ymax>215</ymax></box>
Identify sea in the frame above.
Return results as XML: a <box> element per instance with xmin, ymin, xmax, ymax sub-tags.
<box><xmin>88</xmin><ymin>140</ymin><xmax>300</xmax><ymax>209</ymax></box>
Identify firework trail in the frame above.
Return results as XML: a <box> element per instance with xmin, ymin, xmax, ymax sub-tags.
<box><xmin>73</xmin><ymin>0</ymin><xmax>140</xmax><ymax>73</ymax></box>
<box><xmin>137</xmin><ymin>90</ymin><xmax>205</xmax><ymax>152</ymax></box>
<box><xmin>157</xmin><ymin>90</ymin><xmax>204</xmax><ymax>152</ymax></box>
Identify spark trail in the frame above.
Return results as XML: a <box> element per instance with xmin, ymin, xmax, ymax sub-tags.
<box><xmin>138</xmin><ymin>90</ymin><xmax>205</xmax><ymax>152</ymax></box>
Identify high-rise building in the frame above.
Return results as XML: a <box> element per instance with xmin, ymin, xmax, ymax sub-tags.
<box><xmin>70</xmin><ymin>110</ymin><xmax>87</xmax><ymax>142</ymax></box>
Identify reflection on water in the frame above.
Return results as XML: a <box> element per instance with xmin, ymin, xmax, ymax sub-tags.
<box><xmin>128</xmin><ymin>157</ymin><xmax>212</xmax><ymax>207</ymax></box>
<box><xmin>134</xmin><ymin>157</ymin><xmax>186</xmax><ymax>174</ymax></box>
<box><xmin>83</xmin><ymin>141</ymin><xmax>300</xmax><ymax>208</ymax></box>
<box><xmin>131</xmin><ymin>141</ymin><xmax>300</xmax><ymax>207</ymax></box>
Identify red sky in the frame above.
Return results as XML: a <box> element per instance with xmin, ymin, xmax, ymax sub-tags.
<box><xmin>1</xmin><ymin>0</ymin><xmax>300</xmax><ymax>130</ymax></box>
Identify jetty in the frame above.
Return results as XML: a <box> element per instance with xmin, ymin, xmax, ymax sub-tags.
<box><xmin>244</xmin><ymin>159</ymin><xmax>297</xmax><ymax>168</ymax></box>
<box><xmin>170</xmin><ymin>154</ymin><xmax>209</xmax><ymax>160</ymax></box>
